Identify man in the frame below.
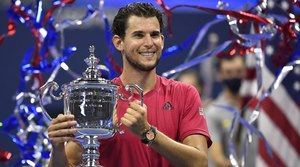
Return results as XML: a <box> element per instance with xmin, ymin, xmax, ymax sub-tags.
<box><xmin>206</xmin><ymin>55</ymin><xmax>257</xmax><ymax>167</ymax></box>
<box><xmin>47</xmin><ymin>3</ymin><xmax>211</xmax><ymax>167</ymax></box>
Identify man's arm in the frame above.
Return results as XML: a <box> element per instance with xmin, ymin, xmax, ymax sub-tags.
<box><xmin>48</xmin><ymin>141</ymin><xmax>83</xmax><ymax>167</ymax></box>
<box><xmin>121</xmin><ymin>101</ymin><xmax>209</xmax><ymax>167</ymax></box>
<box><xmin>151</xmin><ymin>133</ymin><xmax>208</xmax><ymax>167</ymax></box>
<box><xmin>47</xmin><ymin>114</ymin><xmax>82</xmax><ymax>167</ymax></box>
<box><xmin>209</xmin><ymin>142</ymin><xmax>231</xmax><ymax>167</ymax></box>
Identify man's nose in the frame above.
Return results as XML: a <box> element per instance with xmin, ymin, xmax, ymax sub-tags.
<box><xmin>143</xmin><ymin>34</ymin><xmax>154</xmax><ymax>47</ymax></box>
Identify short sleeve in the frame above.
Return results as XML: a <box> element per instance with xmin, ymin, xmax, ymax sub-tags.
<box><xmin>178</xmin><ymin>85</ymin><xmax>212</xmax><ymax>147</ymax></box>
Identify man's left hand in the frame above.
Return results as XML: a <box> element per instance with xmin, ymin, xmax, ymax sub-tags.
<box><xmin>121</xmin><ymin>100</ymin><xmax>150</xmax><ymax>138</ymax></box>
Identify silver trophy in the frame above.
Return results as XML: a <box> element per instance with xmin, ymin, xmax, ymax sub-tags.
<box><xmin>39</xmin><ymin>45</ymin><xmax>144</xmax><ymax>167</ymax></box>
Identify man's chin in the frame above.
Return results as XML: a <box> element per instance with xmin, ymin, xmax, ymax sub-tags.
<box><xmin>126</xmin><ymin>56</ymin><xmax>160</xmax><ymax>72</ymax></box>
<box><xmin>138</xmin><ymin>65</ymin><xmax>157</xmax><ymax>72</ymax></box>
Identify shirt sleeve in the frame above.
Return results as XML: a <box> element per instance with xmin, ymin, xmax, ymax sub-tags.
<box><xmin>178</xmin><ymin>85</ymin><xmax>212</xmax><ymax>147</ymax></box>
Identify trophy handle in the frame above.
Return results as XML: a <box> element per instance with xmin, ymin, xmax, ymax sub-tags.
<box><xmin>40</xmin><ymin>81</ymin><xmax>64</xmax><ymax>100</ymax></box>
<box><xmin>114</xmin><ymin>84</ymin><xmax>144</xmax><ymax>135</ymax></box>
<box><xmin>39</xmin><ymin>81</ymin><xmax>64</xmax><ymax>123</ymax></box>
<box><xmin>124</xmin><ymin>84</ymin><xmax>144</xmax><ymax>106</ymax></box>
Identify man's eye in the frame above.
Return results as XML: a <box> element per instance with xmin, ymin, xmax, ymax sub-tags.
<box><xmin>151</xmin><ymin>33</ymin><xmax>160</xmax><ymax>38</ymax></box>
<box><xmin>134</xmin><ymin>33</ymin><xmax>144</xmax><ymax>38</ymax></box>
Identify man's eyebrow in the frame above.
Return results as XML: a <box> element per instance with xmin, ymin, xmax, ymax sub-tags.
<box><xmin>132</xmin><ymin>31</ymin><xmax>144</xmax><ymax>35</ymax></box>
<box><xmin>131</xmin><ymin>30</ymin><xmax>161</xmax><ymax>34</ymax></box>
<box><xmin>151</xmin><ymin>30</ymin><xmax>161</xmax><ymax>34</ymax></box>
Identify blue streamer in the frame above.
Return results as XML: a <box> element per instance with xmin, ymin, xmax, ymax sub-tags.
<box><xmin>102</xmin><ymin>13</ymin><xmax>120</xmax><ymax>78</ymax></box>
<box><xmin>21</xmin><ymin>46</ymin><xmax>76</xmax><ymax>77</ymax></box>
<box><xmin>162</xmin><ymin>33</ymin><xmax>197</xmax><ymax>59</ymax></box>
<box><xmin>55</xmin><ymin>3</ymin><xmax>97</xmax><ymax>31</ymax></box>
<box><xmin>160</xmin><ymin>13</ymin><xmax>224</xmax><ymax>60</ymax></box>
<box><xmin>162</xmin><ymin>40</ymin><xmax>232</xmax><ymax>77</ymax></box>
<box><xmin>214</xmin><ymin>104</ymin><xmax>274</xmax><ymax>166</ymax></box>
<box><xmin>186</xmin><ymin>18</ymin><xmax>225</xmax><ymax>62</ymax></box>
<box><xmin>1</xmin><ymin>115</ymin><xmax>19</xmax><ymax>133</ymax></box>
<box><xmin>35</xmin><ymin>0</ymin><xmax>43</xmax><ymax>23</ymax></box>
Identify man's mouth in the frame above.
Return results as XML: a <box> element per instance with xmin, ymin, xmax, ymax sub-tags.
<box><xmin>139</xmin><ymin>51</ymin><xmax>156</xmax><ymax>57</ymax></box>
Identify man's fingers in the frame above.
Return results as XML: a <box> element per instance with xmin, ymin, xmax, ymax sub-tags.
<box><xmin>121</xmin><ymin>117</ymin><xmax>134</xmax><ymax>127</ymax></box>
<box><xmin>51</xmin><ymin>114</ymin><xmax>75</xmax><ymax>124</ymax></box>
<box><xmin>48</xmin><ymin>128</ymin><xmax>77</xmax><ymax>138</ymax></box>
<box><xmin>129</xmin><ymin>101</ymin><xmax>146</xmax><ymax>116</ymax></box>
<box><xmin>126</xmin><ymin>108</ymin><xmax>142</xmax><ymax>119</ymax></box>
<box><xmin>49</xmin><ymin>136</ymin><xmax>77</xmax><ymax>144</ymax></box>
<box><xmin>129</xmin><ymin>101</ymin><xmax>143</xmax><ymax>109</ymax></box>
<box><xmin>132</xmin><ymin>100</ymin><xmax>147</xmax><ymax>107</ymax></box>
<box><xmin>48</xmin><ymin>120</ymin><xmax>77</xmax><ymax>132</ymax></box>
<box><xmin>123</xmin><ymin>113</ymin><xmax>137</xmax><ymax>123</ymax></box>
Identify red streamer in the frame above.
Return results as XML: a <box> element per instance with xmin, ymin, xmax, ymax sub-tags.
<box><xmin>43</xmin><ymin>0</ymin><xmax>76</xmax><ymax>25</ymax></box>
<box><xmin>0</xmin><ymin>149</ymin><xmax>12</xmax><ymax>161</ymax></box>
<box><xmin>170</xmin><ymin>5</ymin><xmax>273</xmax><ymax>24</ymax></box>
<box><xmin>0</xmin><ymin>19</ymin><xmax>16</xmax><ymax>45</ymax></box>
<box><xmin>216</xmin><ymin>41</ymin><xmax>254</xmax><ymax>58</ymax></box>
<box><xmin>156</xmin><ymin>0</ymin><xmax>173</xmax><ymax>35</ymax></box>
<box><xmin>8</xmin><ymin>0</ymin><xmax>77</xmax><ymax>87</ymax></box>
<box><xmin>289</xmin><ymin>0</ymin><xmax>300</xmax><ymax>7</ymax></box>
<box><xmin>157</xmin><ymin>0</ymin><xmax>299</xmax><ymax>68</ymax></box>
<box><xmin>156</xmin><ymin>0</ymin><xmax>276</xmax><ymax>36</ymax></box>
<box><xmin>107</xmin><ymin>53</ymin><xmax>123</xmax><ymax>74</ymax></box>
<box><xmin>0</xmin><ymin>35</ymin><xmax>4</xmax><ymax>45</ymax></box>
<box><xmin>7</xmin><ymin>19</ymin><xmax>16</xmax><ymax>36</ymax></box>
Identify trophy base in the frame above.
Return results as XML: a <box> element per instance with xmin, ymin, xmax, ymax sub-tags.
<box><xmin>77</xmin><ymin>135</ymin><xmax>104</xmax><ymax>167</ymax></box>
<box><xmin>77</xmin><ymin>160</ymin><xmax>103</xmax><ymax>167</ymax></box>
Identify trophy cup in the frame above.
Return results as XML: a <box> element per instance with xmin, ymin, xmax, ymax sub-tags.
<box><xmin>39</xmin><ymin>45</ymin><xmax>144</xmax><ymax>167</ymax></box>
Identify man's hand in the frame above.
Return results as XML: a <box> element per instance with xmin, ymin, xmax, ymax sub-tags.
<box><xmin>47</xmin><ymin>114</ymin><xmax>77</xmax><ymax>149</ymax></box>
<box><xmin>47</xmin><ymin>114</ymin><xmax>83</xmax><ymax>167</ymax></box>
<box><xmin>121</xmin><ymin>100</ymin><xmax>150</xmax><ymax>137</ymax></box>
<box><xmin>112</xmin><ymin>107</ymin><xmax>119</xmax><ymax>129</ymax></box>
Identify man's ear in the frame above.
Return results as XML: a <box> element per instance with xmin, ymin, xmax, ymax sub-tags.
<box><xmin>161</xmin><ymin>34</ymin><xmax>164</xmax><ymax>50</ymax></box>
<box><xmin>112</xmin><ymin>35</ymin><xmax>123</xmax><ymax>51</ymax></box>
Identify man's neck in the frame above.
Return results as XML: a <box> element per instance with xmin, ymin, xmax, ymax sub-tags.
<box><xmin>120</xmin><ymin>69</ymin><xmax>157</xmax><ymax>94</ymax></box>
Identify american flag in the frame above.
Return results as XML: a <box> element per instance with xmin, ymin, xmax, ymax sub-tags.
<box><xmin>256</xmin><ymin>59</ymin><xmax>300</xmax><ymax>167</ymax></box>
<box><xmin>242</xmin><ymin>48</ymin><xmax>300</xmax><ymax>167</ymax></box>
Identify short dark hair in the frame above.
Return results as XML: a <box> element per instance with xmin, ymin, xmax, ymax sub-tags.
<box><xmin>111</xmin><ymin>2</ymin><xmax>165</xmax><ymax>39</ymax></box>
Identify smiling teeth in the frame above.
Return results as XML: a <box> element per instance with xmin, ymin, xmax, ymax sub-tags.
<box><xmin>140</xmin><ymin>52</ymin><xmax>155</xmax><ymax>56</ymax></box>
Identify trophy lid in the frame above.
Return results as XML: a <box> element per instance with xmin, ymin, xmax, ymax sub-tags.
<box><xmin>82</xmin><ymin>45</ymin><xmax>102</xmax><ymax>80</ymax></box>
<box><xmin>63</xmin><ymin>45</ymin><xmax>115</xmax><ymax>89</ymax></box>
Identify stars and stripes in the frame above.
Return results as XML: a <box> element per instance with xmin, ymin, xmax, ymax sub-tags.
<box><xmin>255</xmin><ymin>63</ymin><xmax>300</xmax><ymax>167</ymax></box>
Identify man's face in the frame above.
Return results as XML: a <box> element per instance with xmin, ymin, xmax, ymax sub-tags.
<box><xmin>113</xmin><ymin>15</ymin><xmax>164</xmax><ymax>71</ymax></box>
<box><xmin>219</xmin><ymin>56</ymin><xmax>246</xmax><ymax>80</ymax></box>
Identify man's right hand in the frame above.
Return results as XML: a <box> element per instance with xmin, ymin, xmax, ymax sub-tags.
<box><xmin>47</xmin><ymin>114</ymin><xmax>78</xmax><ymax>149</ymax></box>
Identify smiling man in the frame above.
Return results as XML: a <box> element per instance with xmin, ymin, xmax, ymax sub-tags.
<box><xmin>47</xmin><ymin>3</ymin><xmax>212</xmax><ymax>167</ymax></box>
